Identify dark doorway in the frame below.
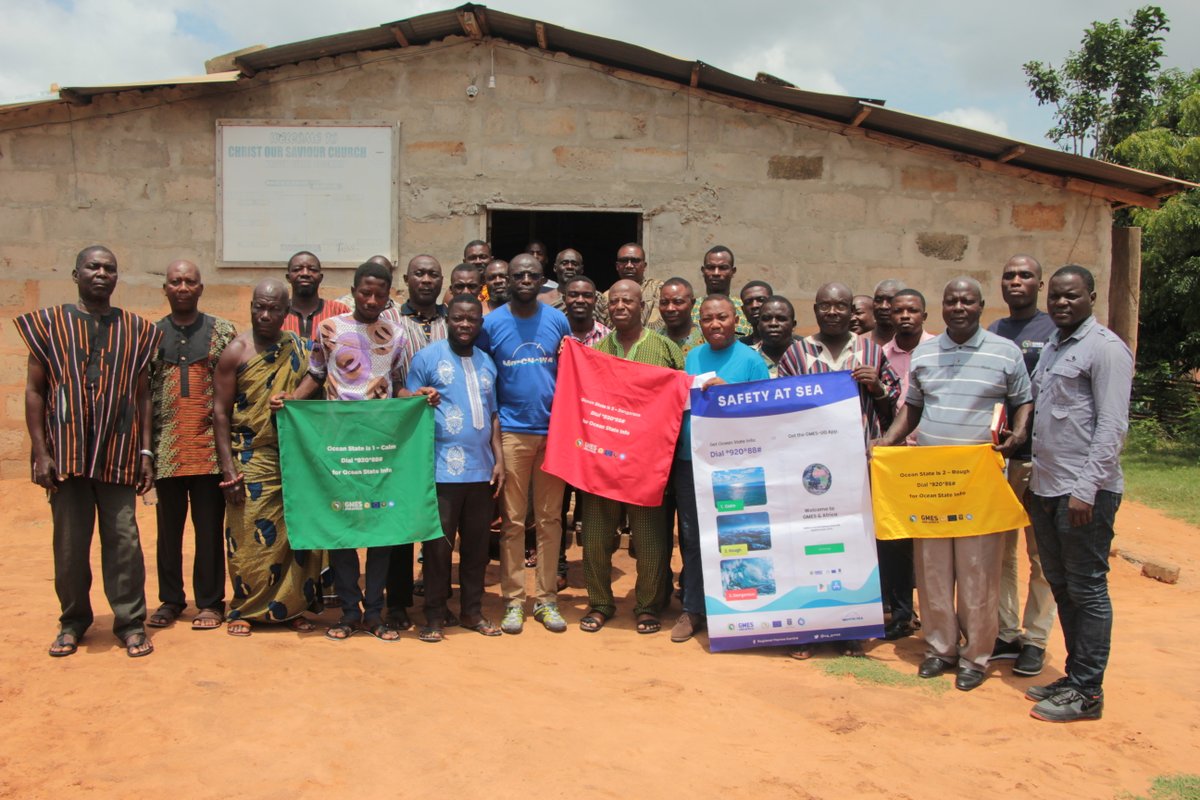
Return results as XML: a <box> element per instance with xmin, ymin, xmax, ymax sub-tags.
<box><xmin>487</xmin><ymin>209</ymin><xmax>641</xmax><ymax>292</ymax></box>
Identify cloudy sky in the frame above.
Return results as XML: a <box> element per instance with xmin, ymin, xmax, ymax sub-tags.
<box><xmin>4</xmin><ymin>0</ymin><xmax>1198</xmax><ymax>147</ymax></box>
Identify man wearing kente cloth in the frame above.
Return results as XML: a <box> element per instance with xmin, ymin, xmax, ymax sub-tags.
<box><xmin>213</xmin><ymin>279</ymin><xmax>323</xmax><ymax>636</ymax></box>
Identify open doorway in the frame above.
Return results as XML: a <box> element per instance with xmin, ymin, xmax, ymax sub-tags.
<box><xmin>487</xmin><ymin>208</ymin><xmax>642</xmax><ymax>292</ymax></box>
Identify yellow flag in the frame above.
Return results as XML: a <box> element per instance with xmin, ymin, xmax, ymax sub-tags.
<box><xmin>870</xmin><ymin>444</ymin><xmax>1029</xmax><ymax>540</ymax></box>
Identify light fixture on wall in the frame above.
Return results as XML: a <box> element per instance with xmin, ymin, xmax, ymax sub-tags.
<box><xmin>487</xmin><ymin>47</ymin><xmax>496</xmax><ymax>89</ymax></box>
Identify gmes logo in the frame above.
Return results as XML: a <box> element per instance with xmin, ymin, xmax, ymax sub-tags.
<box><xmin>921</xmin><ymin>514</ymin><xmax>940</xmax><ymax>523</ymax></box>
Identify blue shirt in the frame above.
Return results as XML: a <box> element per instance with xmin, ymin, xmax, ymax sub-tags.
<box><xmin>988</xmin><ymin>309</ymin><xmax>1058</xmax><ymax>460</ymax></box>
<box><xmin>406</xmin><ymin>339</ymin><xmax>498</xmax><ymax>483</ymax></box>
<box><xmin>477</xmin><ymin>304</ymin><xmax>570</xmax><ymax>435</ymax></box>
<box><xmin>678</xmin><ymin>341</ymin><xmax>771</xmax><ymax>460</ymax></box>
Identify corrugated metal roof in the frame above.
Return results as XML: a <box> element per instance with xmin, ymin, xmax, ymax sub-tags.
<box><xmin>4</xmin><ymin>3</ymin><xmax>1193</xmax><ymax>203</ymax></box>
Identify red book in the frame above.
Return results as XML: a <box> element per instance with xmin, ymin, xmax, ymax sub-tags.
<box><xmin>990</xmin><ymin>402</ymin><xmax>1009</xmax><ymax>446</ymax></box>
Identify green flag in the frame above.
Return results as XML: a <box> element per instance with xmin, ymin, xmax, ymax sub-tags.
<box><xmin>277</xmin><ymin>398</ymin><xmax>442</xmax><ymax>549</ymax></box>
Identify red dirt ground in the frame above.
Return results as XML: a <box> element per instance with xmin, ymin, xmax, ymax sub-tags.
<box><xmin>1</xmin><ymin>478</ymin><xmax>1196</xmax><ymax>799</ymax></box>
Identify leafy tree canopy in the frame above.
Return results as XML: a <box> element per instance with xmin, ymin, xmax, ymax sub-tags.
<box><xmin>1025</xmin><ymin>6</ymin><xmax>1170</xmax><ymax>160</ymax></box>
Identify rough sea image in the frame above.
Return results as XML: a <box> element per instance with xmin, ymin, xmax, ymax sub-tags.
<box><xmin>720</xmin><ymin>557</ymin><xmax>777</xmax><ymax>595</ymax></box>
<box><xmin>716</xmin><ymin>511</ymin><xmax>772</xmax><ymax>551</ymax></box>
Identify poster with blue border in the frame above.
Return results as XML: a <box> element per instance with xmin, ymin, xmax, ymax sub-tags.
<box><xmin>690</xmin><ymin>371</ymin><xmax>884</xmax><ymax>652</ymax></box>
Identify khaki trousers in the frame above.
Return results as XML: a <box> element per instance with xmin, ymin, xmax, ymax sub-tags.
<box><xmin>998</xmin><ymin>459</ymin><xmax>1056</xmax><ymax>648</ymax></box>
<box><xmin>915</xmin><ymin>532</ymin><xmax>1004</xmax><ymax>671</ymax></box>
<box><xmin>499</xmin><ymin>432</ymin><xmax>565</xmax><ymax>606</ymax></box>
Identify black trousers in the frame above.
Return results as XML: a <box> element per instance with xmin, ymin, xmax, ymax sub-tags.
<box><xmin>877</xmin><ymin>538</ymin><xmax>916</xmax><ymax>625</ymax></box>
<box><xmin>331</xmin><ymin>547</ymin><xmax>391</xmax><ymax>623</ymax></box>
<box><xmin>386</xmin><ymin>543</ymin><xmax>415</xmax><ymax>618</ymax></box>
<box><xmin>50</xmin><ymin>477</ymin><xmax>148</xmax><ymax>639</ymax></box>
<box><xmin>154</xmin><ymin>474</ymin><xmax>225</xmax><ymax>613</ymax></box>
<box><xmin>424</xmin><ymin>482</ymin><xmax>493</xmax><ymax>624</ymax></box>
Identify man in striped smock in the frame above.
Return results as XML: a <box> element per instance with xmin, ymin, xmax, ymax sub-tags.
<box><xmin>876</xmin><ymin>278</ymin><xmax>1033</xmax><ymax>692</ymax></box>
<box><xmin>16</xmin><ymin>245</ymin><xmax>162</xmax><ymax>659</ymax></box>
<box><xmin>778</xmin><ymin>282</ymin><xmax>900</xmax><ymax>659</ymax></box>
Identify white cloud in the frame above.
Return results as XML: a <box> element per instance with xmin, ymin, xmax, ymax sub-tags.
<box><xmin>933</xmin><ymin>107</ymin><xmax>1011</xmax><ymax>137</ymax></box>
<box><xmin>730</xmin><ymin>43</ymin><xmax>847</xmax><ymax>95</ymax></box>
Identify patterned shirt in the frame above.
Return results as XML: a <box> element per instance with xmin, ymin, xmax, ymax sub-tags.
<box><xmin>308</xmin><ymin>313</ymin><xmax>411</xmax><ymax>401</ymax></box>
<box><xmin>652</xmin><ymin>322</ymin><xmax>706</xmax><ymax>359</ymax></box>
<box><xmin>385</xmin><ymin>302</ymin><xmax>448</xmax><ymax>375</ymax></box>
<box><xmin>571</xmin><ymin>321</ymin><xmax>612</xmax><ymax>348</ymax></box>
<box><xmin>593</xmin><ymin>328</ymin><xmax>685</xmax><ymax>370</ymax></box>
<box><xmin>282</xmin><ymin>298</ymin><xmax>350</xmax><ymax>349</ymax></box>
<box><xmin>15</xmin><ymin>304</ymin><xmax>161</xmax><ymax>486</ymax></box>
<box><xmin>777</xmin><ymin>332</ymin><xmax>901</xmax><ymax>439</ymax></box>
<box><xmin>150</xmin><ymin>313</ymin><xmax>237</xmax><ymax>477</ymax></box>
<box><xmin>406</xmin><ymin>339</ymin><xmax>499</xmax><ymax>483</ymax></box>
<box><xmin>906</xmin><ymin>327</ymin><xmax>1032</xmax><ymax>446</ymax></box>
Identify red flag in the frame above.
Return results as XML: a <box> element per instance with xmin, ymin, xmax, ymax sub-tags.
<box><xmin>544</xmin><ymin>338</ymin><xmax>691</xmax><ymax>507</ymax></box>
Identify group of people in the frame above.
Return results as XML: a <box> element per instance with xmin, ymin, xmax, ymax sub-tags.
<box><xmin>18</xmin><ymin>239</ymin><xmax>1132</xmax><ymax>724</ymax></box>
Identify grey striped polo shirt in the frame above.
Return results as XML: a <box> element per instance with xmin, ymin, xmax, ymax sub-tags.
<box><xmin>906</xmin><ymin>327</ymin><xmax>1032</xmax><ymax>446</ymax></box>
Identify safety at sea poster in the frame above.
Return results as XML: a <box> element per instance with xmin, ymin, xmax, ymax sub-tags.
<box><xmin>690</xmin><ymin>371</ymin><xmax>884</xmax><ymax>652</ymax></box>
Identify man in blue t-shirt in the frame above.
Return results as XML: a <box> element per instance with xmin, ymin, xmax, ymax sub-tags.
<box><xmin>407</xmin><ymin>293</ymin><xmax>504</xmax><ymax>641</ymax></box>
<box><xmin>670</xmin><ymin>294</ymin><xmax>770</xmax><ymax>643</ymax></box>
<box><xmin>987</xmin><ymin>254</ymin><xmax>1060</xmax><ymax>678</ymax></box>
<box><xmin>477</xmin><ymin>254</ymin><xmax>572</xmax><ymax>634</ymax></box>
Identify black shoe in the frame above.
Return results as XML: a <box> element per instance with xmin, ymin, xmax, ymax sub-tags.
<box><xmin>990</xmin><ymin>637</ymin><xmax>1021</xmax><ymax>661</ymax></box>
<box><xmin>883</xmin><ymin>620</ymin><xmax>917</xmax><ymax>640</ymax></box>
<box><xmin>1025</xmin><ymin>676</ymin><xmax>1072</xmax><ymax>702</ymax></box>
<box><xmin>918</xmin><ymin>657</ymin><xmax>951</xmax><ymax>678</ymax></box>
<box><xmin>1030</xmin><ymin>687</ymin><xmax>1103</xmax><ymax>722</ymax></box>
<box><xmin>1013</xmin><ymin>644</ymin><xmax>1045</xmax><ymax>676</ymax></box>
<box><xmin>955</xmin><ymin>667</ymin><xmax>986</xmax><ymax>691</ymax></box>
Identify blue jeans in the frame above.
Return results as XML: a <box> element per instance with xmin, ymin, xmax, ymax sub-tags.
<box><xmin>1025</xmin><ymin>490</ymin><xmax>1121</xmax><ymax>692</ymax></box>
<box><xmin>672</xmin><ymin>458</ymin><xmax>706</xmax><ymax>616</ymax></box>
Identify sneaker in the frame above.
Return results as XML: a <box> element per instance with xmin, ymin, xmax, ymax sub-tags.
<box><xmin>1013</xmin><ymin>644</ymin><xmax>1045</xmax><ymax>677</ymax></box>
<box><xmin>1024</xmin><ymin>676</ymin><xmax>1072</xmax><ymax>702</ymax></box>
<box><xmin>500</xmin><ymin>605</ymin><xmax>525</xmax><ymax>635</ymax></box>
<box><xmin>532</xmin><ymin>602</ymin><xmax>567</xmax><ymax>633</ymax></box>
<box><xmin>990</xmin><ymin>637</ymin><xmax>1021</xmax><ymax>661</ymax></box>
<box><xmin>1030</xmin><ymin>687</ymin><xmax>1103</xmax><ymax>722</ymax></box>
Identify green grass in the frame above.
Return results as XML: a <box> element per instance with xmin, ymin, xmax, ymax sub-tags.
<box><xmin>1121</xmin><ymin>445</ymin><xmax>1200</xmax><ymax>527</ymax></box>
<box><xmin>1118</xmin><ymin>773</ymin><xmax>1200</xmax><ymax>800</ymax></box>
<box><xmin>820</xmin><ymin>656</ymin><xmax>949</xmax><ymax>694</ymax></box>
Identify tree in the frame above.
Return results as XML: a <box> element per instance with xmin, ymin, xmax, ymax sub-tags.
<box><xmin>1024</xmin><ymin>6</ymin><xmax>1169</xmax><ymax>160</ymax></box>
<box><xmin>1027</xmin><ymin>10</ymin><xmax>1200</xmax><ymax>378</ymax></box>
<box><xmin>1115</xmin><ymin>69</ymin><xmax>1200</xmax><ymax>369</ymax></box>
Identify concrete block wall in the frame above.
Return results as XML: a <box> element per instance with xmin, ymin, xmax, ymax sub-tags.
<box><xmin>0</xmin><ymin>36</ymin><xmax>1113</xmax><ymax>478</ymax></box>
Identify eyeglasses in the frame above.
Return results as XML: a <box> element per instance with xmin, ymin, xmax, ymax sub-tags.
<box><xmin>616</xmin><ymin>257</ymin><xmax>643</xmax><ymax>264</ymax></box>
